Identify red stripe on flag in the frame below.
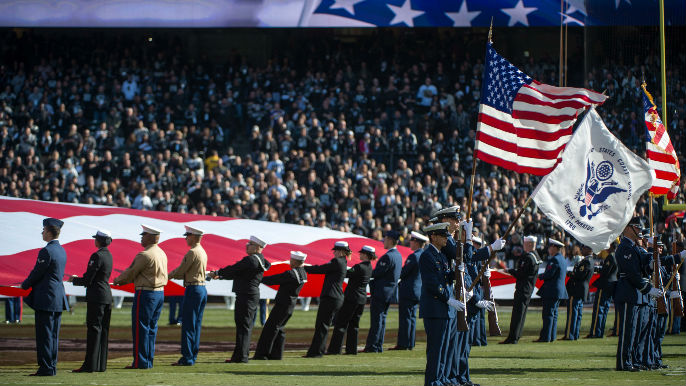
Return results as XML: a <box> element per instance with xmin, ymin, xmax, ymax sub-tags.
<box><xmin>478</xmin><ymin>113</ymin><xmax>573</xmax><ymax>141</ymax></box>
<box><xmin>653</xmin><ymin>169</ymin><xmax>680</xmax><ymax>182</ymax></box>
<box><xmin>512</xmin><ymin>108</ymin><xmax>577</xmax><ymax>125</ymax></box>
<box><xmin>474</xmin><ymin>149</ymin><xmax>557</xmax><ymax>176</ymax></box>
<box><xmin>650</xmin><ymin>186</ymin><xmax>671</xmax><ymax>195</ymax></box>
<box><xmin>477</xmin><ymin>131</ymin><xmax>566</xmax><ymax>160</ymax></box>
<box><xmin>646</xmin><ymin>150</ymin><xmax>677</xmax><ymax>164</ymax></box>
<box><xmin>515</xmin><ymin>92</ymin><xmax>592</xmax><ymax>111</ymax></box>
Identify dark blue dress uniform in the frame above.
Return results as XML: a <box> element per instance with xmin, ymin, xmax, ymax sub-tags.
<box><xmin>537</xmin><ymin>251</ymin><xmax>568</xmax><ymax>342</ymax></box>
<box><xmin>304</xmin><ymin>254</ymin><xmax>348</xmax><ymax>357</ymax></box>
<box><xmin>396</xmin><ymin>248</ymin><xmax>424</xmax><ymax>349</ymax></box>
<box><xmin>632</xmin><ymin>247</ymin><xmax>655</xmax><ymax>369</ymax></box>
<box><xmin>588</xmin><ymin>252</ymin><xmax>617</xmax><ymax>338</ymax></box>
<box><xmin>328</xmin><ymin>260</ymin><xmax>372</xmax><ymax>354</ymax></box>
<box><xmin>254</xmin><ymin>266</ymin><xmax>307</xmax><ymax>359</ymax></box>
<box><xmin>4</xmin><ymin>297</ymin><xmax>21</xmax><ymax>323</ymax></box>
<box><xmin>365</xmin><ymin>247</ymin><xmax>402</xmax><ymax>352</ymax></box>
<box><xmin>419</xmin><ymin>243</ymin><xmax>455</xmax><ymax>386</ymax></box>
<box><xmin>21</xmin><ymin>218</ymin><xmax>68</xmax><ymax>376</ymax></box>
<box><xmin>217</xmin><ymin>252</ymin><xmax>270</xmax><ymax>363</ymax></box>
<box><xmin>503</xmin><ymin>249</ymin><xmax>541</xmax><ymax>343</ymax></box>
<box><xmin>563</xmin><ymin>256</ymin><xmax>592</xmax><ymax>340</ymax></box>
<box><xmin>71</xmin><ymin>246</ymin><xmax>113</xmax><ymax>372</ymax></box>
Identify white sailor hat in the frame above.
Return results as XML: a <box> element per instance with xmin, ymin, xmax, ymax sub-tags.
<box><xmin>432</xmin><ymin>205</ymin><xmax>461</xmax><ymax>219</ymax></box>
<box><xmin>92</xmin><ymin>229</ymin><xmax>112</xmax><ymax>238</ymax></box>
<box><xmin>423</xmin><ymin>222</ymin><xmax>451</xmax><ymax>236</ymax></box>
<box><xmin>249</xmin><ymin>235</ymin><xmax>267</xmax><ymax>248</ymax></box>
<box><xmin>184</xmin><ymin>225</ymin><xmax>204</xmax><ymax>236</ymax></box>
<box><xmin>410</xmin><ymin>231</ymin><xmax>429</xmax><ymax>243</ymax></box>
<box><xmin>523</xmin><ymin>235</ymin><xmax>537</xmax><ymax>244</ymax></box>
<box><xmin>548</xmin><ymin>238</ymin><xmax>564</xmax><ymax>247</ymax></box>
<box><xmin>472</xmin><ymin>236</ymin><xmax>483</xmax><ymax>245</ymax></box>
<box><xmin>360</xmin><ymin>245</ymin><xmax>376</xmax><ymax>254</ymax></box>
<box><xmin>290</xmin><ymin>251</ymin><xmax>307</xmax><ymax>261</ymax></box>
<box><xmin>140</xmin><ymin>224</ymin><xmax>162</xmax><ymax>235</ymax></box>
<box><xmin>332</xmin><ymin>240</ymin><xmax>352</xmax><ymax>252</ymax></box>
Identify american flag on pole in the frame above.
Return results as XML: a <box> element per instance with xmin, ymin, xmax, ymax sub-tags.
<box><xmin>642</xmin><ymin>84</ymin><xmax>680</xmax><ymax>199</ymax></box>
<box><xmin>475</xmin><ymin>43</ymin><xmax>608</xmax><ymax>175</ymax></box>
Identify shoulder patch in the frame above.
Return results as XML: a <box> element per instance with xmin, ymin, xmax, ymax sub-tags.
<box><xmin>624</xmin><ymin>254</ymin><xmax>631</xmax><ymax>260</ymax></box>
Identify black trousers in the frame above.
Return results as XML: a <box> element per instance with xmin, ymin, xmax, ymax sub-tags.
<box><xmin>232</xmin><ymin>292</ymin><xmax>259</xmax><ymax>362</ymax></box>
<box><xmin>82</xmin><ymin>303</ymin><xmax>112</xmax><ymax>372</ymax></box>
<box><xmin>328</xmin><ymin>301</ymin><xmax>365</xmax><ymax>354</ymax></box>
<box><xmin>254</xmin><ymin>302</ymin><xmax>294</xmax><ymax>360</ymax></box>
<box><xmin>506</xmin><ymin>292</ymin><xmax>531</xmax><ymax>343</ymax></box>
<box><xmin>306</xmin><ymin>296</ymin><xmax>343</xmax><ymax>357</ymax></box>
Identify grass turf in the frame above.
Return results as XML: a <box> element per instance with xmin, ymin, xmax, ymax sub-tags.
<box><xmin>0</xmin><ymin>302</ymin><xmax>684</xmax><ymax>385</ymax></box>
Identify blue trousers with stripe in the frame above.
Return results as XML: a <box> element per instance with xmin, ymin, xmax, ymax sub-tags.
<box><xmin>633</xmin><ymin>304</ymin><xmax>651</xmax><ymax>367</ymax></box>
<box><xmin>564</xmin><ymin>296</ymin><xmax>584</xmax><ymax>340</ymax></box>
<box><xmin>365</xmin><ymin>296</ymin><xmax>391</xmax><ymax>352</ymax></box>
<box><xmin>589</xmin><ymin>288</ymin><xmax>613</xmax><ymax>337</ymax></box>
<box><xmin>179</xmin><ymin>285</ymin><xmax>207</xmax><ymax>365</ymax></box>
<box><xmin>423</xmin><ymin>317</ymin><xmax>451</xmax><ymax>386</ymax></box>
<box><xmin>539</xmin><ymin>298</ymin><xmax>560</xmax><ymax>342</ymax></box>
<box><xmin>397</xmin><ymin>297</ymin><xmax>418</xmax><ymax>349</ymax></box>
<box><xmin>34</xmin><ymin>310</ymin><xmax>61</xmax><ymax>375</ymax></box>
<box><xmin>131</xmin><ymin>290</ymin><xmax>164</xmax><ymax>369</ymax></box>
<box><xmin>616</xmin><ymin>301</ymin><xmax>638</xmax><ymax>370</ymax></box>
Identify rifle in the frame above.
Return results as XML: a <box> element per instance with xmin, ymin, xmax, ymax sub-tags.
<box><xmin>455</xmin><ymin>222</ymin><xmax>469</xmax><ymax>332</ymax></box>
<box><xmin>670</xmin><ymin>237</ymin><xmax>684</xmax><ymax>318</ymax></box>
<box><xmin>481</xmin><ymin>269</ymin><xmax>501</xmax><ymax>336</ymax></box>
<box><xmin>648</xmin><ymin>197</ymin><xmax>667</xmax><ymax>314</ymax></box>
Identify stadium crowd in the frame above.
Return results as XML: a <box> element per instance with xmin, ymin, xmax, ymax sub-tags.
<box><xmin>1</xmin><ymin>30</ymin><xmax>685</xmax><ymax>262</ymax></box>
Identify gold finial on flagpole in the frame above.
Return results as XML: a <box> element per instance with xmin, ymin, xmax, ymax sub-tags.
<box><xmin>488</xmin><ymin>17</ymin><xmax>493</xmax><ymax>44</ymax></box>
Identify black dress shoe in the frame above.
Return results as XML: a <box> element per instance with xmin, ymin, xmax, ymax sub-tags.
<box><xmin>533</xmin><ymin>339</ymin><xmax>549</xmax><ymax>342</ymax></box>
<box><xmin>388</xmin><ymin>345</ymin><xmax>407</xmax><ymax>350</ymax></box>
<box><xmin>251</xmin><ymin>356</ymin><xmax>268</xmax><ymax>360</ymax></box>
<box><xmin>171</xmin><ymin>361</ymin><xmax>191</xmax><ymax>366</ymax></box>
<box><xmin>72</xmin><ymin>367</ymin><xmax>92</xmax><ymax>373</ymax></box>
<box><xmin>302</xmin><ymin>354</ymin><xmax>322</xmax><ymax>358</ymax></box>
<box><xmin>498</xmin><ymin>339</ymin><xmax>514</xmax><ymax>344</ymax></box>
<box><xmin>617</xmin><ymin>366</ymin><xmax>641</xmax><ymax>372</ymax></box>
<box><xmin>463</xmin><ymin>381</ymin><xmax>480</xmax><ymax>386</ymax></box>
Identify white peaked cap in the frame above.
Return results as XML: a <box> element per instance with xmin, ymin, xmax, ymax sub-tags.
<box><xmin>548</xmin><ymin>238</ymin><xmax>564</xmax><ymax>247</ymax></box>
<box><xmin>334</xmin><ymin>241</ymin><xmax>350</xmax><ymax>249</ymax></box>
<box><xmin>472</xmin><ymin>236</ymin><xmax>483</xmax><ymax>245</ymax></box>
<box><xmin>93</xmin><ymin>229</ymin><xmax>112</xmax><ymax>238</ymax></box>
<box><xmin>140</xmin><ymin>224</ymin><xmax>162</xmax><ymax>235</ymax></box>
<box><xmin>250</xmin><ymin>235</ymin><xmax>267</xmax><ymax>248</ymax></box>
<box><xmin>410</xmin><ymin>231</ymin><xmax>429</xmax><ymax>242</ymax></box>
<box><xmin>290</xmin><ymin>251</ymin><xmax>307</xmax><ymax>261</ymax></box>
<box><xmin>184</xmin><ymin>225</ymin><xmax>204</xmax><ymax>235</ymax></box>
<box><xmin>361</xmin><ymin>245</ymin><xmax>376</xmax><ymax>254</ymax></box>
<box><xmin>523</xmin><ymin>235</ymin><xmax>537</xmax><ymax>244</ymax></box>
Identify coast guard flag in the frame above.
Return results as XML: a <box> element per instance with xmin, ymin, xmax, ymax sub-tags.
<box><xmin>532</xmin><ymin>108</ymin><xmax>655</xmax><ymax>252</ymax></box>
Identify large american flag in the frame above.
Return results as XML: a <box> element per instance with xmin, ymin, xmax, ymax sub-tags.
<box><xmin>475</xmin><ymin>43</ymin><xmax>607</xmax><ymax>176</ymax></box>
<box><xmin>642</xmin><ymin>85</ymin><xmax>680</xmax><ymax>199</ymax></box>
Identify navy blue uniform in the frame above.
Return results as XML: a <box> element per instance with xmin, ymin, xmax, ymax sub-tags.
<box><xmin>563</xmin><ymin>256</ymin><xmax>592</xmax><ymax>340</ymax></box>
<box><xmin>419</xmin><ymin>244</ymin><xmax>455</xmax><ymax>386</ymax></box>
<box><xmin>4</xmin><ymin>297</ymin><xmax>21</xmax><ymax>322</ymax></box>
<box><xmin>588</xmin><ymin>253</ymin><xmax>617</xmax><ymax>338</ymax></box>
<box><xmin>504</xmin><ymin>250</ymin><xmax>541</xmax><ymax>343</ymax></box>
<box><xmin>396</xmin><ymin>249</ymin><xmax>423</xmax><ymax>349</ymax></box>
<box><xmin>21</xmin><ymin>239</ymin><xmax>68</xmax><ymax>376</ymax></box>
<box><xmin>328</xmin><ymin>261</ymin><xmax>372</xmax><ymax>354</ymax></box>
<box><xmin>537</xmin><ymin>252</ymin><xmax>568</xmax><ymax>342</ymax></box>
<box><xmin>365</xmin><ymin>247</ymin><xmax>402</xmax><ymax>352</ymax></box>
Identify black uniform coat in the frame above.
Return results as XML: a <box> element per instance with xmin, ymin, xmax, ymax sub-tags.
<box><xmin>218</xmin><ymin>253</ymin><xmax>271</xmax><ymax>294</ymax></box>
<box><xmin>507</xmin><ymin>250</ymin><xmax>541</xmax><ymax>298</ymax></box>
<box><xmin>305</xmin><ymin>256</ymin><xmax>348</xmax><ymax>300</ymax></box>
<box><xmin>344</xmin><ymin>261</ymin><xmax>372</xmax><ymax>304</ymax></box>
<box><xmin>262</xmin><ymin>267</ymin><xmax>307</xmax><ymax>311</ymax></box>
<box><xmin>592</xmin><ymin>253</ymin><xmax>618</xmax><ymax>293</ymax></box>
<box><xmin>72</xmin><ymin>247</ymin><xmax>113</xmax><ymax>304</ymax></box>
<box><xmin>566</xmin><ymin>257</ymin><xmax>593</xmax><ymax>301</ymax></box>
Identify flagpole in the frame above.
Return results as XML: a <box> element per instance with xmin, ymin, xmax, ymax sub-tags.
<box><xmin>658</xmin><ymin>0</ymin><xmax>668</xmax><ymax>129</ymax></box>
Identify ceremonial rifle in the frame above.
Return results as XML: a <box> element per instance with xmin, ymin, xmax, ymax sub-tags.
<box><xmin>481</xmin><ymin>270</ymin><xmax>501</xmax><ymax>336</ymax></box>
<box><xmin>648</xmin><ymin>195</ymin><xmax>668</xmax><ymax>314</ymax></box>
<box><xmin>454</xmin><ymin>222</ymin><xmax>469</xmax><ymax>332</ymax></box>
<box><xmin>670</xmin><ymin>231</ymin><xmax>684</xmax><ymax>317</ymax></box>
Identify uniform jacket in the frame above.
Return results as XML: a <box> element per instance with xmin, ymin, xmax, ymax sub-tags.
<box><xmin>345</xmin><ymin>261</ymin><xmax>372</xmax><ymax>304</ymax></box>
<box><xmin>217</xmin><ymin>253</ymin><xmax>270</xmax><ymax>295</ymax></box>
<box><xmin>304</xmin><ymin>256</ymin><xmax>348</xmax><ymax>300</ymax></box>
<box><xmin>565</xmin><ymin>256</ymin><xmax>593</xmax><ymax>301</ymax></box>
<box><xmin>22</xmin><ymin>240</ymin><xmax>68</xmax><ymax>312</ymax></box>
<box><xmin>507</xmin><ymin>250</ymin><xmax>541</xmax><ymax>297</ymax></box>
<box><xmin>537</xmin><ymin>252</ymin><xmax>568</xmax><ymax>299</ymax></box>
<box><xmin>72</xmin><ymin>247</ymin><xmax>113</xmax><ymax>304</ymax></box>
<box><xmin>114</xmin><ymin>244</ymin><xmax>168</xmax><ymax>289</ymax></box>
<box><xmin>592</xmin><ymin>252</ymin><xmax>617</xmax><ymax>290</ymax></box>
<box><xmin>419</xmin><ymin>244</ymin><xmax>456</xmax><ymax>319</ymax></box>
<box><xmin>262</xmin><ymin>266</ymin><xmax>306</xmax><ymax>310</ymax></box>
<box><xmin>169</xmin><ymin>244</ymin><xmax>208</xmax><ymax>286</ymax></box>
<box><xmin>615</xmin><ymin>236</ymin><xmax>653</xmax><ymax>305</ymax></box>
<box><xmin>398</xmin><ymin>249</ymin><xmax>423</xmax><ymax>302</ymax></box>
<box><xmin>464</xmin><ymin>243</ymin><xmax>491</xmax><ymax>317</ymax></box>
<box><xmin>370</xmin><ymin>247</ymin><xmax>402</xmax><ymax>302</ymax></box>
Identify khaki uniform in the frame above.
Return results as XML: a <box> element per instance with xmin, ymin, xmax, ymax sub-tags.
<box><xmin>114</xmin><ymin>244</ymin><xmax>168</xmax><ymax>289</ymax></box>
<box><xmin>169</xmin><ymin>244</ymin><xmax>207</xmax><ymax>286</ymax></box>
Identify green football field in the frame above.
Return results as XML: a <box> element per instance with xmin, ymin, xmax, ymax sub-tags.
<box><xmin>0</xmin><ymin>302</ymin><xmax>684</xmax><ymax>386</ymax></box>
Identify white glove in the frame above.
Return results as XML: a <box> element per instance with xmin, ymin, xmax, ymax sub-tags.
<box><xmin>448</xmin><ymin>298</ymin><xmax>466</xmax><ymax>311</ymax></box>
<box><xmin>484</xmin><ymin>269</ymin><xmax>492</xmax><ymax>278</ymax></box>
<box><xmin>490</xmin><ymin>239</ymin><xmax>506</xmax><ymax>252</ymax></box>
<box><xmin>465</xmin><ymin>290</ymin><xmax>473</xmax><ymax>303</ymax></box>
<box><xmin>646</xmin><ymin>237</ymin><xmax>653</xmax><ymax>247</ymax></box>
<box><xmin>676</xmin><ymin>272</ymin><xmax>681</xmax><ymax>280</ymax></box>
<box><xmin>680</xmin><ymin>250</ymin><xmax>686</xmax><ymax>259</ymax></box>
<box><xmin>670</xmin><ymin>291</ymin><xmax>681</xmax><ymax>299</ymax></box>
<box><xmin>458</xmin><ymin>263</ymin><xmax>465</xmax><ymax>272</ymax></box>
<box><xmin>476</xmin><ymin>300</ymin><xmax>495</xmax><ymax>311</ymax></box>
<box><xmin>648</xmin><ymin>287</ymin><xmax>664</xmax><ymax>298</ymax></box>
<box><xmin>461</xmin><ymin>219</ymin><xmax>473</xmax><ymax>241</ymax></box>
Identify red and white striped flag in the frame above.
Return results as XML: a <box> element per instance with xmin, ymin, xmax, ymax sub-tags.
<box><xmin>475</xmin><ymin>43</ymin><xmax>607</xmax><ymax>176</ymax></box>
<box><xmin>642</xmin><ymin>84</ymin><xmax>680</xmax><ymax>199</ymax></box>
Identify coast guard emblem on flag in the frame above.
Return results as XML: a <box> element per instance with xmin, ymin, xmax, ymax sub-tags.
<box><xmin>575</xmin><ymin>159</ymin><xmax>627</xmax><ymax>220</ymax></box>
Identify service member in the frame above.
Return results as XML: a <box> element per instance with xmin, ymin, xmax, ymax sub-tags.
<box><xmin>392</xmin><ymin>231</ymin><xmax>428</xmax><ymax>350</ymax></box>
<box><xmin>210</xmin><ymin>235</ymin><xmax>270</xmax><ymax>363</ymax></box>
<box><xmin>586</xmin><ymin>242</ymin><xmax>617</xmax><ymax>338</ymax></box>
<box><xmin>169</xmin><ymin>225</ymin><xmax>208</xmax><ymax>366</ymax></box>
<box><xmin>501</xmin><ymin>235</ymin><xmax>541</xmax><ymax>344</ymax></box>
<box><xmin>303</xmin><ymin>241</ymin><xmax>350</xmax><ymax>358</ymax></box>
<box><xmin>69</xmin><ymin>229</ymin><xmax>114</xmax><ymax>373</ymax></box>
<box><xmin>535</xmin><ymin>238</ymin><xmax>568</xmax><ymax>342</ymax></box>
<box><xmin>113</xmin><ymin>224</ymin><xmax>168</xmax><ymax>369</ymax></box>
<box><xmin>253</xmin><ymin>251</ymin><xmax>307</xmax><ymax>360</ymax></box>
<box><xmin>328</xmin><ymin>245</ymin><xmax>374</xmax><ymax>355</ymax></box>
<box><xmin>21</xmin><ymin>218</ymin><xmax>68</xmax><ymax>376</ymax></box>
<box><xmin>364</xmin><ymin>230</ymin><xmax>402</xmax><ymax>353</ymax></box>
<box><xmin>562</xmin><ymin>244</ymin><xmax>593</xmax><ymax>340</ymax></box>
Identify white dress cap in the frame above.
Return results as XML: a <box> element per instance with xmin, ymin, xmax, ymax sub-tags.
<box><xmin>548</xmin><ymin>238</ymin><xmax>564</xmax><ymax>247</ymax></box>
<box><xmin>249</xmin><ymin>235</ymin><xmax>267</xmax><ymax>248</ymax></box>
<box><xmin>472</xmin><ymin>236</ymin><xmax>483</xmax><ymax>245</ymax></box>
<box><xmin>290</xmin><ymin>251</ymin><xmax>307</xmax><ymax>261</ymax></box>
<box><xmin>140</xmin><ymin>224</ymin><xmax>162</xmax><ymax>235</ymax></box>
<box><xmin>334</xmin><ymin>241</ymin><xmax>349</xmax><ymax>249</ymax></box>
<box><xmin>523</xmin><ymin>235</ymin><xmax>537</xmax><ymax>244</ymax></box>
<box><xmin>361</xmin><ymin>245</ymin><xmax>376</xmax><ymax>254</ymax></box>
<box><xmin>184</xmin><ymin>225</ymin><xmax>205</xmax><ymax>235</ymax></box>
<box><xmin>410</xmin><ymin>231</ymin><xmax>429</xmax><ymax>242</ymax></box>
<box><xmin>93</xmin><ymin>229</ymin><xmax>112</xmax><ymax>238</ymax></box>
